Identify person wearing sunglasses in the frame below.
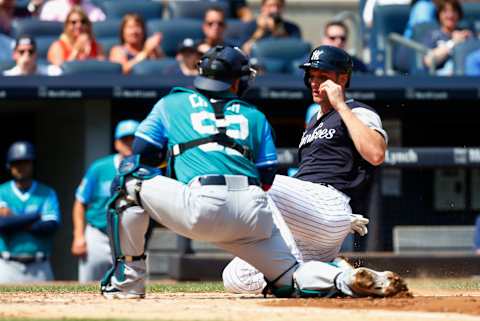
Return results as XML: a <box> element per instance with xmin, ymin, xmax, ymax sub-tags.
<box><xmin>109</xmin><ymin>14</ymin><xmax>165</xmax><ymax>75</ymax></box>
<box><xmin>47</xmin><ymin>6</ymin><xmax>104</xmax><ymax>66</ymax></box>
<box><xmin>241</xmin><ymin>0</ymin><xmax>301</xmax><ymax>54</ymax></box>
<box><xmin>197</xmin><ymin>7</ymin><xmax>232</xmax><ymax>54</ymax></box>
<box><xmin>39</xmin><ymin>0</ymin><xmax>105</xmax><ymax>22</ymax></box>
<box><xmin>4</xmin><ymin>35</ymin><xmax>61</xmax><ymax>76</ymax></box>
<box><xmin>321</xmin><ymin>20</ymin><xmax>369</xmax><ymax>74</ymax></box>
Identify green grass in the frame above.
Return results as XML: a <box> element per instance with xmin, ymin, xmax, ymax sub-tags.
<box><xmin>0</xmin><ymin>281</ymin><xmax>224</xmax><ymax>294</ymax></box>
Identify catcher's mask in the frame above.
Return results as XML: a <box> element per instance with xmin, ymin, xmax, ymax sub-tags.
<box><xmin>194</xmin><ymin>45</ymin><xmax>256</xmax><ymax>97</ymax></box>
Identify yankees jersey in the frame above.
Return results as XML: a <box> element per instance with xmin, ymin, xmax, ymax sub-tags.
<box><xmin>76</xmin><ymin>154</ymin><xmax>120</xmax><ymax>231</ymax></box>
<box><xmin>295</xmin><ymin>99</ymin><xmax>388</xmax><ymax>196</ymax></box>
<box><xmin>0</xmin><ymin>180</ymin><xmax>61</xmax><ymax>255</ymax></box>
<box><xmin>135</xmin><ymin>87</ymin><xmax>277</xmax><ymax>184</ymax></box>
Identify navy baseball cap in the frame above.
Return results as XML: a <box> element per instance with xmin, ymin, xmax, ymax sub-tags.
<box><xmin>178</xmin><ymin>38</ymin><xmax>200</xmax><ymax>54</ymax></box>
<box><xmin>13</xmin><ymin>35</ymin><xmax>36</xmax><ymax>50</ymax></box>
<box><xmin>115</xmin><ymin>120</ymin><xmax>139</xmax><ymax>139</ymax></box>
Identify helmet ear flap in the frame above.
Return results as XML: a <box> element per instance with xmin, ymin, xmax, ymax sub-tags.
<box><xmin>303</xmin><ymin>70</ymin><xmax>310</xmax><ymax>89</ymax></box>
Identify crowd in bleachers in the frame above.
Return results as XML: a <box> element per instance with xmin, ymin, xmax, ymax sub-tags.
<box><xmin>0</xmin><ymin>0</ymin><xmax>480</xmax><ymax>77</ymax></box>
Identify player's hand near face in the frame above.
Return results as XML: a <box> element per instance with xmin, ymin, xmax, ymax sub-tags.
<box><xmin>320</xmin><ymin>80</ymin><xmax>347</xmax><ymax>111</ymax></box>
<box><xmin>0</xmin><ymin>207</ymin><xmax>12</xmax><ymax>217</ymax></box>
<box><xmin>71</xmin><ymin>234</ymin><xmax>87</xmax><ymax>257</ymax></box>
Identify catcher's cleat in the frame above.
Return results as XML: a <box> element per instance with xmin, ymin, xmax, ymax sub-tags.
<box><xmin>101</xmin><ymin>285</ymin><xmax>145</xmax><ymax>300</ymax></box>
<box><xmin>347</xmin><ymin>267</ymin><xmax>409</xmax><ymax>297</ymax></box>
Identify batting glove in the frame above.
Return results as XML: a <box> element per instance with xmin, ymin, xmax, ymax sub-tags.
<box><xmin>349</xmin><ymin>214</ymin><xmax>369</xmax><ymax>236</ymax></box>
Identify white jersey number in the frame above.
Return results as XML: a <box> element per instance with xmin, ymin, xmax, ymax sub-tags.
<box><xmin>190</xmin><ymin>111</ymin><xmax>249</xmax><ymax>154</ymax></box>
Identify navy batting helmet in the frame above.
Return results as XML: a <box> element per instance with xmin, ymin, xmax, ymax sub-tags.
<box><xmin>6</xmin><ymin>141</ymin><xmax>35</xmax><ymax>166</ymax></box>
<box><xmin>299</xmin><ymin>45</ymin><xmax>353</xmax><ymax>88</ymax></box>
<box><xmin>194</xmin><ymin>45</ymin><xmax>255</xmax><ymax>96</ymax></box>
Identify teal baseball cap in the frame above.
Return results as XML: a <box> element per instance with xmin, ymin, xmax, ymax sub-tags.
<box><xmin>115</xmin><ymin>120</ymin><xmax>140</xmax><ymax>139</ymax></box>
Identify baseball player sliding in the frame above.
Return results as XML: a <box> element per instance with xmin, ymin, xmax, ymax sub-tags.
<box><xmin>223</xmin><ymin>45</ymin><xmax>395</xmax><ymax>294</ymax></box>
<box><xmin>100</xmin><ymin>45</ymin><xmax>407</xmax><ymax>299</ymax></box>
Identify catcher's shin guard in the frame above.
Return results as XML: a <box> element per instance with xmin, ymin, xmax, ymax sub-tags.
<box><xmin>100</xmin><ymin>155</ymin><xmax>159</xmax><ymax>291</ymax></box>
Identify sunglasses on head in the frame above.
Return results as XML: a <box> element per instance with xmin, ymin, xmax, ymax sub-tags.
<box><xmin>17</xmin><ymin>48</ymin><xmax>35</xmax><ymax>55</ymax></box>
<box><xmin>206</xmin><ymin>21</ymin><xmax>225</xmax><ymax>27</ymax></box>
<box><xmin>328</xmin><ymin>35</ymin><xmax>346</xmax><ymax>42</ymax></box>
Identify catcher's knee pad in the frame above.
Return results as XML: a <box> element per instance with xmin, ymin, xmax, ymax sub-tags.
<box><xmin>108</xmin><ymin>155</ymin><xmax>160</xmax><ymax>210</ymax></box>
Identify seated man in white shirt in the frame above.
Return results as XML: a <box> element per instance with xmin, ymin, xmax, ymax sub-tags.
<box><xmin>3</xmin><ymin>35</ymin><xmax>61</xmax><ymax>76</ymax></box>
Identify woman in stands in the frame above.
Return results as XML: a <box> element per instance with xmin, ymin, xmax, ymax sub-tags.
<box><xmin>422</xmin><ymin>0</ymin><xmax>472</xmax><ymax>75</ymax></box>
<box><xmin>47</xmin><ymin>6</ymin><xmax>104</xmax><ymax>66</ymax></box>
<box><xmin>109</xmin><ymin>14</ymin><xmax>164</xmax><ymax>74</ymax></box>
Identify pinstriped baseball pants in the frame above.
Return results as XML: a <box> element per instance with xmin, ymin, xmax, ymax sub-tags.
<box><xmin>223</xmin><ymin>175</ymin><xmax>352</xmax><ymax>293</ymax></box>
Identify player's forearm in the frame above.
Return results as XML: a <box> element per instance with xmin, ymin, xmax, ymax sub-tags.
<box><xmin>0</xmin><ymin>213</ymin><xmax>41</xmax><ymax>233</ymax></box>
<box><xmin>338</xmin><ymin>106</ymin><xmax>386</xmax><ymax>165</ymax></box>
<box><xmin>72</xmin><ymin>200</ymin><xmax>87</xmax><ymax>238</ymax></box>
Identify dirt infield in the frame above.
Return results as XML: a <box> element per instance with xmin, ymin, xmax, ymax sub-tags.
<box><xmin>1</xmin><ymin>280</ymin><xmax>480</xmax><ymax>321</ymax></box>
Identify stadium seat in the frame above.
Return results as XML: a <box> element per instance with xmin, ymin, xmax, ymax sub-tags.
<box><xmin>92</xmin><ymin>19</ymin><xmax>122</xmax><ymax>39</ymax></box>
<box><xmin>101</xmin><ymin>0</ymin><xmax>164</xmax><ymax>21</ymax></box>
<box><xmin>98</xmin><ymin>37</ymin><xmax>119</xmax><ymax>57</ymax></box>
<box><xmin>11</xmin><ymin>18</ymin><xmax>63</xmax><ymax>60</ymax></box>
<box><xmin>250</xmin><ymin>38</ymin><xmax>311</xmax><ymax>74</ymax></box>
<box><xmin>0</xmin><ymin>59</ymin><xmax>15</xmax><ymax>73</ymax></box>
<box><xmin>147</xmin><ymin>19</ymin><xmax>203</xmax><ymax>57</ymax></box>
<box><xmin>61</xmin><ymin>60</ymin><xmax>122</xmax><ymax>75</ymax></box>
<box><xmin>370</xmin><ymin>4</ymin><xmax>410</xmax><ymax>74</ymax></box>
<box><xmin>224</xmin><ymin>19</ymin><xmax>249</xmax><ymax>47</ymax></box>
<box><xmin>453</xmin><ymin>39</ymin><xmax>480</xmax><ymax>75</ymax></box>
<box><xmin>131</xmin><ymin>58</ymin><xmax>179</xmax><ymax>75</ymax></box>
<box><xmin>167</xmin><ymin>0</ymin><xmax>231</xmax><ymax>19</ymax></box>
<box><xmin>463</xmin><ymin>3</ymin><xmax>480</xmax><ymax>29</ymax></box>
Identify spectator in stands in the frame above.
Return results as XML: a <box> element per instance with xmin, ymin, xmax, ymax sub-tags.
<box><xmin>322</xmin><ymin>21</ymin><xmax>370</xmax><ymax>73</ymax></box>
<box><xmin>47</xmin><ymin>6</ymin><xmax>104</xmax><ymax>66</ymax></box>
<box><xmin>3</xmin><ymin>35</ymin><xmax>61</xmax><ymax>76</ymax></box>
<box><xmin>221</xmin><ymin>0</ymin><xmax>254</xmax><ymax>22</ymax></box>
<box><xmin>109</xmin><ymin>14</ymin><xmax>164</xmax><ymax>75</ymax></box>
<box><xmin>197</xmin><ymin>7</ymin><xmax>231</xmax><ymax>54</ymax></box>
<box><xmin>422</xmin><ymin>0</ymin><xmax>472</xmax><ymax>75</ymax></box>
<box><xmin>465</xmin><ymin>48</ymin><xmax>480</xmax><ymax>75</ymax></box>
<box><xmin>403</xmin><ymin>0</ymin><xmax>437</xmax><ymax>39</ymax></box>
<box><xmin>475</xmin><ymin>215</ymin><xmax>480</xmax><ymax>255</ymax></box>
<box><xmin>39</xmin><ymin>0</ymin><xmax>105</xmax><ymax>22</ymax></box>
<box><xmin>0</xmin><ymin>33</ymin><xmax>13</xmax><ymax>61</ymax></box>
<box><xmin>173</xmin><ymin>38</ymin><xmax>202</xmax><ymax>76</ymax></box>
<box><xmin>25</xmin><ymin>0</ymin><xmax>46</xmax><ymax>16</ymax></box>
<box><xmin>0</xmin><ymin>141</ymin><xmax>61</xmax><ymax>283</ymax></box>
<box><xmin>0</xmin><ymin>0</ymin><xmax>15</xmax><ymax>34</ymax></box>
<box><xmin>241</xmin><ymin>0</ymin><xmax>301</xmax><ymax>54</ymax></box>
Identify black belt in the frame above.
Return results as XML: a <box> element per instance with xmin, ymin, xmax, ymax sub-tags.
<box><xmin>1</xmin><ymin>254</ymin><xmax>47</xmax><ymax>264</ymax></box>
<box><xmin>198</xmin><ymin>175</ymin><xmax>260</xmax><ymax>186</ymax></box>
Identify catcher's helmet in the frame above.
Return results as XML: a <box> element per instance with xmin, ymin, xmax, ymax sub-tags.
<box><xmin>6</xmin><ymin>141</ymin><xmax>35</xmax><ymax>166</ymax></box>
<box><xmin>194</xmin><ymin>45</ymin><xmax>255</xmax><ymax>96</ymax></box>
<box><xmin>299</xmin><ymin>45</ymin><xmax>353</xmax><ymax>88</ymax></box>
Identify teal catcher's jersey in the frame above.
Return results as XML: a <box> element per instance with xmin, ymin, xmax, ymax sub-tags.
<box><xmin>136</xmin><ymin>87</ymin><xmax>277</xmax><ymax>184</ymax></box>
<box><xmin>76</xmin><ymin>154</ymin><xmax>119</xmax><ymax>231</ymax></box>
<box><xmin>0</xmin><ymin>180</ymin><xmax>61</xmax><ymax>256</ymax></box>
